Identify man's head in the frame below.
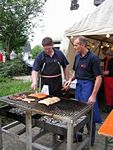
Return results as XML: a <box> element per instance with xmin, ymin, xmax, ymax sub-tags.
<box><xmin>42</xmin><ymin>37</ymin><xmax>53</xmax><ymax>55</ymax></box>
<box><xmin>73</xmin><ymin>36</ymin><xmax>87</xmax><ymax>53</ymax></box>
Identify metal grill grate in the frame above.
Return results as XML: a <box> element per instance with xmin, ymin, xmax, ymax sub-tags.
<box><xmin>31</xmin><ymin>99</ymin><xmax>88</xmax><ymax>119</ymax></box>
<box><xmin>1</xmin><ymin>95</ymin><xmax>90</xmax><ymax>120</ymax></box>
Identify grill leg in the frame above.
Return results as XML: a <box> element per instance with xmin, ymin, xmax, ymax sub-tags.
<box><xmin>52</xmin><ymin>134</ymin><xmax>57</xmax><ymax>146</ymax></box>
<box><xmin>0</xmin><ymin>118</ymin><xmax>3</xmax><ymax>150</ymax></box>
<box><xmin>89</xmin><ymin>107</ymin><xmax>94</xmax><ymax>149</ymax></box>
<box><xmin>67</xmin><ymin>119</ymin><xmax>74</xmax><ymax>150</ymax></box>
<box><xmin>26</xmin><ymin>110</ymin><xmax>32</xmax><ymax>150</ymax></box>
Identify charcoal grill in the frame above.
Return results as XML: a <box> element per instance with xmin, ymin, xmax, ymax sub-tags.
<box><xmin>0</xmin><ymin>92</ymin><xmax>93</xmax><ymax>150</ymax></box>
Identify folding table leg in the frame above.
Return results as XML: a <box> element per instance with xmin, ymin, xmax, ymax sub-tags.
<box><xmin>104</xmin><ymin>137</ymin><xmax>108</xmax><ymax>150</ymax></box>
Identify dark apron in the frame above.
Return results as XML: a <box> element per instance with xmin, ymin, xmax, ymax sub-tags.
<box><xmin>41</xmin><ymin>61</ymin><xmax>62</xmax><ymax>96</ymax></box>
<box><xmin>75</xmin><ymin>79</ymin><xmax>102</xmax><ymax>123</ymax></box>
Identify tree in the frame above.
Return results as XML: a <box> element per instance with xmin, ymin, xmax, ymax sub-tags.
<box><xmin>0</xmin><ymin>0</ymin><xmax>44</xmax><ymax>60</ymax></box>
<box><xmin>32</xmin><ymin>45</ymin><xmax>43</xmax><ymax>59</ymax></box>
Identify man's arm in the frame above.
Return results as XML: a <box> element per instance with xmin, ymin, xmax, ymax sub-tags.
<box><xmin>31</xmin><ymin>70</ymin><xmax>38</xmax><ymax>90</ymax></box>
<box><xmin>88</xmin><ymin>75</ymin><xmax>102</xmax><ymax>104</ymax></box>
<box><xmin>63</xmin><ymin>71</ymin><xmax>76</xmax><ymax>90</ymax></box>
<box><xmin>63</xmin><ymin>65</ymin><xmax>69</xmax><ymax>81</ymax></box>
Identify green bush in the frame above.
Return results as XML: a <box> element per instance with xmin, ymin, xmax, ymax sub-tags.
<box><xmin>0</xmin><ymin>76</ymin><xmax>8</xmax><ymax>82</ymax></box>
<box><xmin>32</xmin><ymin>45</ymin><xmax>43</xmax><ymax>58</ymax></box>
<box><xmin>0</xmin><ymin>58</ymin><xmax>29</xmax><ymax>78</ymax></box>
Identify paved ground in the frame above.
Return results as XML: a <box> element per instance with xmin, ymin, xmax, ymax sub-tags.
<box><xmin>2</xmin><ymin>110</ymin><xmax>112</xmax><ymax>150</ymax></box>
<box><xmin>13</xmin><ymin>75</ymin><xmax>31</xmax><ymax>81</ymax></box>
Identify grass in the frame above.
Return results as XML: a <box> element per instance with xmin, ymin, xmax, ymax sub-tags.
<box><xmin>0</xmin><ymin>79</ymin><xmax>31</xmax><ymax>97</ymax></box>
<box><xmin>0</xmin><ymin>78</ymin><xmax>31</xmax><ymax>126</ymax></box>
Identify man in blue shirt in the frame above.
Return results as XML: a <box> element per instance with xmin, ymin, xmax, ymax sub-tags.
<box><xmin>31</xmin><ymin>37</ymin><xmax>69</xmax><ymax>96</ymax></box>
<box><xmin>64</xmin><ymin>35</ymin><xmax>102</xmax><ymax>145</ymax></box>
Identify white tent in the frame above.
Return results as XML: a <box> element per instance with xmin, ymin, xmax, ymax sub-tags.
<box><xmin>65</xmin><ymin>0</ymin><xmax>113</xmax><ymax>44</ymax></box>
<box><xmin>63</xmin><ymin>0</ymin><xmax>113</xmax><ymax>73</ymax></box>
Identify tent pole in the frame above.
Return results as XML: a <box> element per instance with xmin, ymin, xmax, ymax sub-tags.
<box><xmin>98</xmin><ymin>41</ymin><xmax>103</xmax><ymax>56</ymax></box>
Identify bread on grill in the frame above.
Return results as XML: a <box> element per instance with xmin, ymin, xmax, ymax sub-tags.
<box><xmin>38</xmin><ymin>97</ymin><xmax>60</xmax><ymax>106</ymax></box>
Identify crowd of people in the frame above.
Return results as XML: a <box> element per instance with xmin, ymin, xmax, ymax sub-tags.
<box><xmin>31</xmin><ymin>36</ymin><xmax>113</xmax><ymax>146</ymax></box>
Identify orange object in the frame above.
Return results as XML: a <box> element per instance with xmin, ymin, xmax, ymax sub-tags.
<box><xmin>28</xmin><ymin>93</ymin><xmax>48</xmax><ymax>99</ymax></box>
<box><xmin>98</xmin><ymin>110</ymin><xmax>113</xmax><ymax>137</ymax></box>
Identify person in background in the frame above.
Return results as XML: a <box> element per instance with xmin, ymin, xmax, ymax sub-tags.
<box><xmin>64</xmin><ymin>35</ymin><xmax>102</xmax><ymax>146</ymax></box>
<box><xmin>102</xmin><ymin>47</ymin><xmax>113</xmax><ymax>113</ymax></box>
<box><xmin>101</xmin><ymin>47</ymin><xmax>111</xmax><ymax>76</ymax></box>
<box><xmin>31</xmin><ymin>37</ymin><xmax>69</xmax><ymax>96</ymax></box>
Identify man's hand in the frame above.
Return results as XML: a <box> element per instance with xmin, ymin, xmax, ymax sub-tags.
<box><xmin>31</xmin><ymin>83</ymin><xmax>37</xmax><ymax>90</ymax></box>
<box><xmin>88</xmin><ymin>95</ymin><xmax>96</xmax><ymax>104</ymax></box>
<box><xmin>62</xmin><ymin>80</ymin><xmax>71</xmax><ymax>91</ymax></box>
<box><xmin>88</xmin><ymin>75</ymin><xmax>102</xmax><ymax>104</ymax></box>
<box><xmin>31</xmin><ymin>70</ymin><xmax>38</xmax><ymax>90</ymax></box>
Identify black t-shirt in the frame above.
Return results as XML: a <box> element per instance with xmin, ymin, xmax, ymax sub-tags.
<box><xmin>73</xmin><ymin>50</ymin><xmax>102</xmax><ymax>80</ymax></box>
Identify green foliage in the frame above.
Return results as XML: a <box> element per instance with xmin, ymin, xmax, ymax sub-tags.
<box><xmin>0</xmin><ymin>58</ymin><xmax>29</xmax><ymax>78</ymax></box>
<box><xmin>0</xmin><ymin>0</ymin><xmax>44</xmax><ymax>58</ymax></box>
<box><xmin>0</xmin><ymin>76</ymin><xmax>9</xmax><ymax>82</ymax></box>
<box><xmin>32</xmin><ymin>45</ymin><xmax>43</xmax><ymax>58</ymax></box>
<box><xmin>16</xmin><ymin>47</ymin><xmax>24</xmax><ymax>54</ymax></box>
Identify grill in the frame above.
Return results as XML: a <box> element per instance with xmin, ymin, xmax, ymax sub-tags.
<box><xmin>0</xmin><ymin>92</ymin><xmax>93</xmax><ymax>150</ymax></box>
<box><xmin>0</xmin><ymin>97</ymin><xmax>91</xmax><ymax>125</ymax></box>
<box><xmin>32</xmin><ymin>98</ymin><xmax>87</xmax><ymax>117</ymax></box>
<box><xmin>34</xmin><ymin>115</ymin><xmax>89</xmax><ymax>136</ymax></box>
<box><xmin>0</xmin><ymin>92</ymin><xmax>92</xmax><ymax>119</ymax></box>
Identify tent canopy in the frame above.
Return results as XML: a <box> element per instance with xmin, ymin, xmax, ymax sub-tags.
<box><xmin>65</xmin><ymin>0</ymin><xmax>113</xmax><ymax>44</ymax></box>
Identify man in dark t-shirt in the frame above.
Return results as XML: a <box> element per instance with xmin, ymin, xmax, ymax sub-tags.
<box><xmin>31</xmin><ymin>37</ymin><xmax>69</xmax><ymax>96</ymax></box>
<box><xmin>64</xmin><ymin>36</ymin><xmax>102</xmax><ymax>146</ymax></box>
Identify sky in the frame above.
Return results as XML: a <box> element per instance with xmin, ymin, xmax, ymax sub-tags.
<box><xmin>30</xmin><ymin>0</ymin><xmax>96</xmax><ymax>48</ymax></box>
